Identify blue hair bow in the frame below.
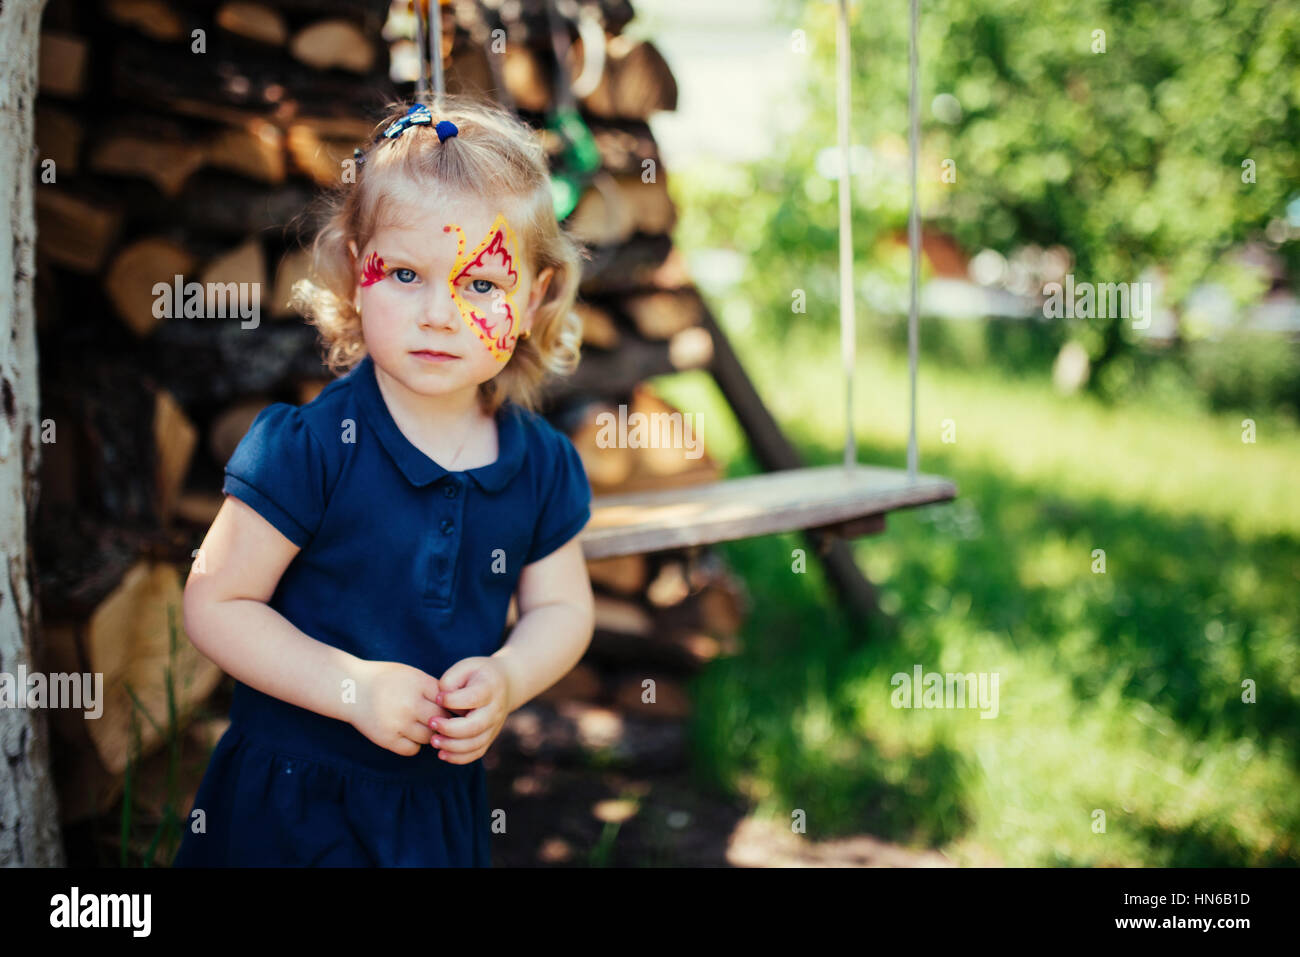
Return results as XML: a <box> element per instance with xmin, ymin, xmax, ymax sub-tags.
<box><xmin>353</xmin><ymin>104</ymin><xmax>458</xmax><ymax>168</ymax></box>
<box><xmin>379</xmin><ymin>103</ymin><xmax>458</xmax><ymax>142</ymax></box>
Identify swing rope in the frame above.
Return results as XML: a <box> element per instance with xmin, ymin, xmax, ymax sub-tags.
<box><xmin>907</xmin><ymin>0</ymin><xmax>920</xmax><ymax>481</ymax></box>
<box><xmin>836</xmin><ymin>0</ymin><xmax>922</xmax><ymax>481</ymax></box>
<box><xmin>411</xmin><ymin>0</ymin><xmax>446</xmax><ymax>109</ymax></box>
<box><xmin>836</xmin><ymin>0</ymin><xmax>856</xmax><ymax>470</ymax></box>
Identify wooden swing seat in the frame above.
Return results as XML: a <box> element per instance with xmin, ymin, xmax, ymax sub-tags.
<box><xmin>579</xmin><ymin>464</ymin><xmax>957</xmax><ymax>560</ymax></box>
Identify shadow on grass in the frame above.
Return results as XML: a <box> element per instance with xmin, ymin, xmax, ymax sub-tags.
<box><xmin>687</xmin><ymin>437</ymin><xmax>1300</xmax><ymax>864</ymax></box>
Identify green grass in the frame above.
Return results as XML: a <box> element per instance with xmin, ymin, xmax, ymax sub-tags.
<box><xmin>650</xmin><ymin>320</ymin><xmax>1300</xmax><ymax>866</ymax></box>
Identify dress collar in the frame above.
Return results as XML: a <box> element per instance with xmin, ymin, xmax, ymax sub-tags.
<box><xmin>351</xmin><ymin>353</ymin><xmax>526</xmax><ymax>492</ymax></box>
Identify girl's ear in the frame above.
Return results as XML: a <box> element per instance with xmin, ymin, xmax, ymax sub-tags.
<box><xmin>527</xmin><ymin>266</ymin><xmax>554</xmax><ymax>315</ymax></box>
<box><xmin>347</xmin><ymin>241</ymin><xmax>361</xmax><ymax>314</ymax></box>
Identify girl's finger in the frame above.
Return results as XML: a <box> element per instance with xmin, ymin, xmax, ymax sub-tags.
<box><xmin>430</xmin><ymin>708</ymin><xmax>491</xmax><ymax>738</ymax></box>
<box><xmin>441</xmin><ymin>684</ymin><xmax>492</xmax><ymax>712</ymax></box>
<box><xmin>404</xmin><ymin>719</ymin><xmax>436</xmax><ymax>746</ymax></box>
<box><xmin>433</xmin><ymin>726</ymin><xmax>493</xmax><ymax>754</ymax></box>
<box><xmin>438</xmin><ymin>747</ymin><xmax>486</xmax><ymax>765</ymax></box>
<box><xmin>420</xmin><ymin>703</ymin><xmax>453</xmax><ymax>728</ymax></box>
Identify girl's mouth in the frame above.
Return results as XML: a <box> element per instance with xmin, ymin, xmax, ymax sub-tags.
<box><xmin>411</xmin><ymin>350</ymin><xmax>459</xmax><ymax>362</ymax></box>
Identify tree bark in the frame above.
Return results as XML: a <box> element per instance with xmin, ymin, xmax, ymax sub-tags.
<box><xmin>1</xmin><ymin>0</ymin><xmax>65</xmax><ymax>866</ymax></box>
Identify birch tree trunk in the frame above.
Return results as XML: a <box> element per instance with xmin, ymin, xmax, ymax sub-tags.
<box><xmin>0</xmin><ymin>0</ymin><xmax>63</xmax><ymax>866</ymax></box>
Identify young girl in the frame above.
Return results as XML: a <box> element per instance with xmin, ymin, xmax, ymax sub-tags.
<box><xmin>172</xmin><ymin>95</ymin><xmax>595</xmax><ymax>867</ymax></box>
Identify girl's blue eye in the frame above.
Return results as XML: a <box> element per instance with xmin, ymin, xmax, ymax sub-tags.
<box><xmin>469</xmin><ymin>278</ymin><xmax>496</xmax><ymax>294</ymax></box>
<box><xmin>393</xmin><ymin>268</ymin><xmax>417</xmax><ymax>283</ymax></box>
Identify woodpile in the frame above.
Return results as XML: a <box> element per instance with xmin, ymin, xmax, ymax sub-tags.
<box><xmin>32</xmin><ymin>0</ymin><xmax>746</xmax><ymax>836</ymax></box>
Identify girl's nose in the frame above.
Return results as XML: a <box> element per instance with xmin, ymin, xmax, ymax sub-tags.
<box><xmin>420</xmin><ymin>287</ymin><xmax>459</xmax><ymax>331</ymax></box>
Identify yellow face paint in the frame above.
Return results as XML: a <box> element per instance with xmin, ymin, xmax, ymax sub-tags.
<box><xmin>443</xmin><ymin>214</ymin><xmax>523</xmax><ymax>363</ymax></box>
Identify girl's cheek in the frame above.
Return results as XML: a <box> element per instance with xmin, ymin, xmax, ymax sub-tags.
<box><xmin>363</xmin><ymin>283</ymin><xmax>404</xmax><ymax>312</ymax></box>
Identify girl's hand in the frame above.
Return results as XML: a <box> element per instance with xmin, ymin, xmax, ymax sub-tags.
<box><xmin>431</xmin><ymin>657</ymin><xmax>511</xmax><ymax>764</ymax></box>
<box><xmin>351</xmin><ymin>659</ymin><xmax>450</xmax><ymax>757</ymax></box>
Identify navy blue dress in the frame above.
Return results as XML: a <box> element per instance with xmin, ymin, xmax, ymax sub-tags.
<box><xmin>173</xmin><ymin>353</ymin><xmax>592</xmax><ymax>867</ymax></box>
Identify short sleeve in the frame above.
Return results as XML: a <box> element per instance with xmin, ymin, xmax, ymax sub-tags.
<box><xmin>525</xmin><ymin>430</ymin><xmax>593</xmax><ymax>566</ymax></box>
<box><xmin>222</xmin><ymin>403</ymin><xmax>329</xmax><ymax>548</ymax></box>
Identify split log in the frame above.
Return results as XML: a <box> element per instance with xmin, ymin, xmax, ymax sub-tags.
<box><xmin>614</xmin><ymin>172</ymin><xmax>676</xmax><ymax>234</ymax></box>
<box><xmin>84</xmin><ymin>561</ymin><xmax>223</xmax><ymax>775</ymax></box>
<box><xmin>38</xmin><ymin>30</ymin><xmax>88</xmax><ymax>98</ymax></box>
<box><xmin>288</xmin><ymin>113</ymin><xmax>375</xmax><ymax>141</ymax></box>
<box><xmin>289</xmin><ymin>19</ymin><xmax>376</xmax><ymax>73</ymax></box>
<box><xmin>502</xmin><ymin>44</ymin><xmax>552</xmax><ymax>114</ymax></box>
<box><xmin>574</xmin><ymin>300</ymin><xmax>619</xmax><ymax>349</ymax></box>
<box><xmin>215</xmin><ymin>2</ymin><xmax>290</xmax><ymax>46</ymax></box>
<box><xmin>593</xmin><ymin>594</ymin><xmax>653</xmax><ymax>638</ymax></box>
<box><xmin>34</xmin><ymin>189</ymin><xmax>123</xmax><ymax>273</ymax></box>
<box><xmin>698</xmin><ymin>581</ymin><xmax>751</xmax><ymax>640</ymax></box>
<box><xmin>588</xmin><ymin>383</ymin><xmax>717</xmax><ymax>493</ymax></box>
<box><xmin>285</xmin><ymin>121</ymin><xmax>353</xmax><ymax>187</ymax></box>
<box><xmin>622</xmin><ymin>289</ymin><xmax>703</xmax><ymax>340</ymax></box>
<box><xmin>104</xmin><ymin>237</ymin><xmax>197</xmax><ymax>337</ymax></box>
<box><xmin>271</xmin><ymin>245</ymin><xmax>313</xmax><ymax>317</ymax></box>
<box><xmin>580</xmin><ymin>35</ymin><xmax>677</xmax><ymax>120</ymax></box>
<box><xmin>588</xmin><ymin>119</ymin><xmax>661</xmax><ymax>176</ymax></box>
<box><xmin>567</xmin><ymin>179</ymin><xmax>636</xmax><ymax>246</ymax></box>
<box><xmin>569</xmin><ymin>401</ymin><xmax>635</xmax><ymax>490</ymax></box>
<box><xmin>645</xmin><ymin>559</ymin><xmax>690</xmax><ymax>608</ymax></box>
<box><xmin>89</xmin><ymin>134</ymin><xmax>207</xmax><ymax>197</ymax></box>
<box><xmin>204</xmin><ymin>119</ymin><xmax>287</xmax><ymax>184</ymax></box>
<box><xmin>201</xmin><ymin>238</ymin><xmax>268</xmax><ymax>305</ymax></box>
<box><xmin>104</xmin><ymin>0</ymin><xmax>186</xmax><ymax>42</ymax></box>
<box><xmin>34</xmin><ymin>104</ymin><xmax>82</xmax><ymax>174</ymax></box>
<box><xmin>667</xmin><ymin>326</ymin><xmax>714</xmax><ymax>370</ymax></box>
<box><xmin>152</xmin><ymin>388</ymin><xmax>199</xmax><ymax>523</ymax></box>
<box><xmin>586</xmin><ymin>553</ymin><xmax>647</xmax><ymax>595</ymax></box>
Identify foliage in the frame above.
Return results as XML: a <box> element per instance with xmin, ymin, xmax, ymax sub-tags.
<box><xmin>677</xmin><ymin>0</ymin><xmax>1300</xmax><ymax>399</ymax></box>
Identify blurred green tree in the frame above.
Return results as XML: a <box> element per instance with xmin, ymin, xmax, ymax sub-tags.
<box><xmin>683</xmin><ymin>0</ymin><xmax>1299</xmax><ymax>398</ymax></box>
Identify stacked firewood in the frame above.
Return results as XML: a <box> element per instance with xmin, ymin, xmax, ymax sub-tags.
<box><xmin>32</xmin><ymin>0</ymin><xmax>747</xmax><ymax>838</ymax></box>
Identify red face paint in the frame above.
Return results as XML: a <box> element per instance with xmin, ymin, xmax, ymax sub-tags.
<box><xmin>359</xmin><ymin>251</ymin><xmax>389</xmax><ymax>286</ymax></box>
<box><xmin>445</xmin><ymin>215</ymin><xmax>522</xmax><ymax>362</ymax></box>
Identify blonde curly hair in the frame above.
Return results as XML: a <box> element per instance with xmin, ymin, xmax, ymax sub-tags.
<box><xmin>289</xmin><ymin>94</ymin><xmax>586</xmax><ymax>416</ymax></box>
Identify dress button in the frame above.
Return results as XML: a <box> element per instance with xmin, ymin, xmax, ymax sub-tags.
<box><xmin>440</xmin><ymin>518</ymin><xmax>454</xmax><ymax>534</ymax></box>
<box><xmin>443</xmin><ymin>483</ymin><xmax>458</xmax><ymax>498</ymax></box>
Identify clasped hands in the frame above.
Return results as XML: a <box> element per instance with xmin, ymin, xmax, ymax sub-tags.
<box><xmin>351</xmin><ymin>656</ymin><xmax>510</xmax><ymax>764</ymax></box>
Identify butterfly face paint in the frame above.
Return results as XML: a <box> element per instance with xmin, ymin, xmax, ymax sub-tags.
<box><xmin>359</xmin><ymin>251</ymin><xmax>390</xmax><ymax>287</ymax></box>
<box><xmin>443</xmin><ymin>214</ymin><xmax>522</xmax><ymax>363</ymax></box>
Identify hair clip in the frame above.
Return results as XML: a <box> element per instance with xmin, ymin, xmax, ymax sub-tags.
<box><xmin>381</xmin><ymin>102</ymin><xmax>433</xmax><ymax>139</ymax></box>
<box><xmin>376</xmin><ymin>103</ymin><xmax>459</xmax><ymax>145</ymax></box>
